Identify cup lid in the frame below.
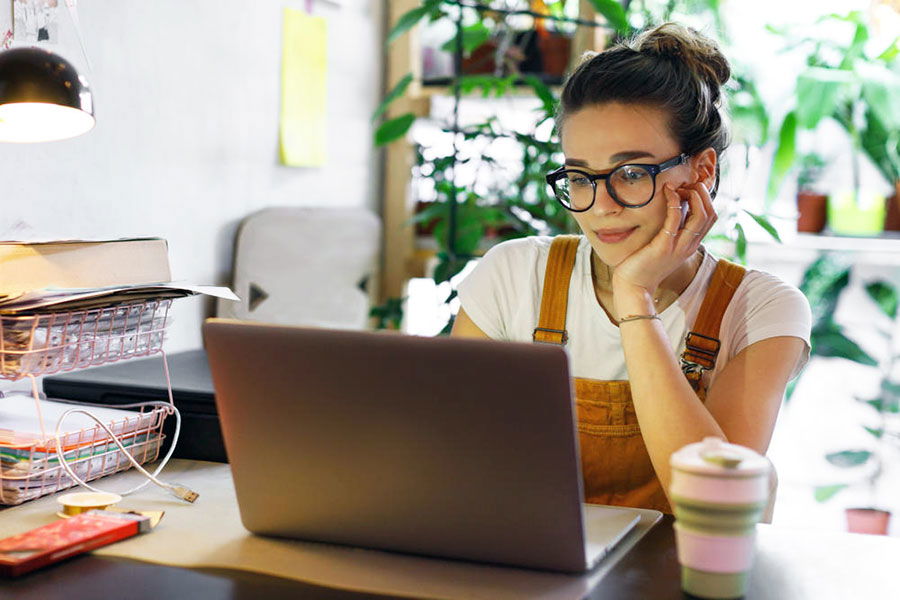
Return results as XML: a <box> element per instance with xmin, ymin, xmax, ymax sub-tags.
<box><xmin>670</xmin><ymin>437</ymin><xmax>770</xmax><ymax>477</ymax></box>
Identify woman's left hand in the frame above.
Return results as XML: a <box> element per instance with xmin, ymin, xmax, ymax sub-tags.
<box><xmin>610</xmin><ymin>181</ymin><xmax>717</xmax><ymax>308</ymax></box>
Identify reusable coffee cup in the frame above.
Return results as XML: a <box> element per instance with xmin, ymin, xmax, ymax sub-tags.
<box><xmin>670</xmin><ymin>437</ymin><xmax>771</xmax><ymax>599</ymax></box>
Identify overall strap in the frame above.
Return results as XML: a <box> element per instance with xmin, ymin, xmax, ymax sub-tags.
<box><xmin>681</xmin><ymin>258</ymin><xmax>747</xmax><ymax>392</ymax></box>
<box><xmin>533</xmin><ymin>235</ymin><xmax>581</xmax><ymax>345</ymax></box>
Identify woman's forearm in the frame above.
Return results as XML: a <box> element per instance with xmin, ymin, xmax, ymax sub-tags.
<box><xmin>614</xmin><ymin>287</ymin><xmax>725</xmax><ymax>497</ymax></box>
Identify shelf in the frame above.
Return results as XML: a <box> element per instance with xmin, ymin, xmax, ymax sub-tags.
<box><xmin>746</xmin><ymin>233</ymin><xmax>900</xmax><ymax>267</ymax></box>
<box><xmin>417</xmin><ymin>75</ymin><xmax>564</xmax><ymax>99</ymax></box>
<box><xmin>411</xmin><ymin>232</ymin><xmax>900</xmax><ymax>277</ymax></box>
<box><xmin>778</xmin><ymin>232</ymin><xmax>900</xmax><ymax>252</ymax></box>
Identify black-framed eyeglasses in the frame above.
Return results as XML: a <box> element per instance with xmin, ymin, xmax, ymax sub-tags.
<box><xmin>545</xmin><ymin>153</ymin><xmax>691</xmax><ymax>211</ymax></box>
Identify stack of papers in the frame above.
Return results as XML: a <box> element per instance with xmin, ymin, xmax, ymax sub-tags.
<box><xmin>0</xmin><ymin>282</ymin><xmax>238</xmax><ymax>315</ymax></box>
<box><xmin>0</xmin><ymin>284</ymin><xmax>238</xmax><ymax>379</ymax></box>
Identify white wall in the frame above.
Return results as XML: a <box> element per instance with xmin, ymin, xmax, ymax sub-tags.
<box><xmin>0</xmin><ymin>0</ymin><xmax>384</xmax><ymax>352</ymax></box>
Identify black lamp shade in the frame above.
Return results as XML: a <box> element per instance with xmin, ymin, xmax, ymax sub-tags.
<box><xmin>0</xmin><ymin>47</ymin><xmax>95</xmax><ymax>142</ymax></box>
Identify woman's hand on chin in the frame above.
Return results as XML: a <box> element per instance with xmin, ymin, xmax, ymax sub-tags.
<box><xmin>611</xmin><ymin>181</ymin><xmax>716</xmax><ymax>308</ymax></box>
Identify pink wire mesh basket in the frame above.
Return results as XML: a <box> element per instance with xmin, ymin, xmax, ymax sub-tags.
<box><xmin>0</xmin><ymin>299</ymin><xmax>174</xmax><ymax>504</ymax></box>
<box><xmin>0</xmin><ymin>402</ymin><xmax>168</xmax><ymax>505</ymax></box>
<box><xmin>0</xmin><ymin>299</ymin><xmax>171</xmax><ymax>380</ymax></box>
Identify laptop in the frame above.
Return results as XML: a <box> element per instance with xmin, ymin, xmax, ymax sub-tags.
<box><xmin>202</xmin><ymin>318</ymin><xmax>642</xmax><ymax>573</ymax></box>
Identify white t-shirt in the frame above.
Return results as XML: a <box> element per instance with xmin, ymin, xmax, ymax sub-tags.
<box><xmin>457</xmin><ymin>236</ymin><xmax>811</xmax><ymax>387</ymax></box>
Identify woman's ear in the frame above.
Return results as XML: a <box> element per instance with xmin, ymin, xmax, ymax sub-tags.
<box><xmin>691</xmin><ymin>148</ymin><xmax>717</xmax><ymax>189</ymax></box>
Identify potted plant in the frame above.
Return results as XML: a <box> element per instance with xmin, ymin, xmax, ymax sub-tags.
<box><xmin>530</xmin><ymin>0</ymin><xmax>576</xmax><ymax>78</ymax></box>
<box><xmin>767</xmin><ymin>11</ymin><xmax>899</xmax><ymax>236</ymax></box>
<box><xmin>433</xmin><ymin>0</ymin><xmax>582</xmax><ymax>82</ymax></box>
<box><xmin>795</xmin><ymin>253</ymin><xmax>898</xmax><ymax>534</ymax></box>
<box><xmin>816</xmin><ymin>277</ymin><xmax>898</xmax><ymax>534</ymax></box>
<box><xmin>796</xmin><ymin>152</ymin><xmax>829</xmax><ymax>233</ymax></box>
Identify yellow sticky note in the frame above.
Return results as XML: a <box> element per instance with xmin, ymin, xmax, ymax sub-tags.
<box><xmin>280</xmin><ymin>8</ymin><xmax>327</xmax><ymax>167</ymax></box>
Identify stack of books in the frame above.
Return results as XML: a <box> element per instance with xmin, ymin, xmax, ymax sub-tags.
<box><xmin>0</xmin><ymin>237</ymin><xmax>236</xmax><ymax>314</ymax></box>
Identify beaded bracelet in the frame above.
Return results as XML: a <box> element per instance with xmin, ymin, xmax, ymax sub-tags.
<box><xmin>618</xmin><ymin>314</ymin><xmax>661</xmax><ymax>325</ymax></box>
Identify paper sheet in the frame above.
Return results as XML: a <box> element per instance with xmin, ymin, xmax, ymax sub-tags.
<box><xmin>279</xmin><ymin>8</ymin><xmax>327</xmax><ymax>167</ymax></box>
<box><xmin>0</xmin><ymin>460</ymin><xmax>662</xmax><ymax>600</ymax></box>
<box><xmin>0</xmin><ymin>282</ymin><xmax>239</xmax><ymax>313</ymax></box>
<box><xmin>0</xmin><ymin>396</ymin><xmax>159</xmax><ymax>443</ymax></box>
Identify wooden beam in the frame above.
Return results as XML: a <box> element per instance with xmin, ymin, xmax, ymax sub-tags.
<box><xmin>573</xmin><ymin>0</ymin><xmax>604</xmax><ymax>64</ymax></box>
<box><xmin>379</xmin><ymin>0</ymin><xmax>424</xmax><ymax>304</ymax></box>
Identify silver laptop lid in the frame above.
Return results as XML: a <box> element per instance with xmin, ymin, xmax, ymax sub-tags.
<box><xmin>203</xmin><ymin>319</ymin><xmax>589</xmax><ymax>572</ymax></box>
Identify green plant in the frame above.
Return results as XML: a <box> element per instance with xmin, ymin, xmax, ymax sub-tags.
<box><xmin>797</xmin><ymin>253</ymin><xmax>877</xmax><ymax>375</ymax></box>
<box><xmin>797</xmin><ymin>152</ymin><xmax>827</xmax><ymax>194</ymax></box>
<box><xmin>767</xmin><ymin>11</ymin><xmax>900</xmax><ymax>204</ymax></box>
<box><xmin>794</xmin><ymin>253</ymin><xmax>899</xmax><ymax>508</ymax></box>
<box><xmin>815</xmin><ymin>278</ymin><xmax>900</xmax><ymax>508</ymax></box>
<box><xmin>369</xmin><ymin>296</ymin><xmax>406</xmax><ymax>330</ymax></box>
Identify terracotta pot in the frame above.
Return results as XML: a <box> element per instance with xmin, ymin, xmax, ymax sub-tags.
<box><xmin>845</xmin><ymin>507</ymin><xmax>891</xmax><ymax>535</ymax></box>
<box><xmin>461</xmin><ymin>31</ymin><xmax>570</xmax><ymax>79</ymax></box>
<box><xmin>882</xmin><ymin>181</ymin><xmax>900</xmax><ymax>232</ymax></box>
<box><xmin>537</xmin><ymin>33</ymin><xmax>571</xmax><ymax>77</ymax></box>
<box><xmin>461</xmin><ymin>32</ymin><xmax>538</xmax><ymax>77</ymax></box>
<box><xmin>796</xmin><ymin>192</ymin><xmax>828</xmax><ymax>233</ymax></box>
<box><xmin>461</xmin><ymin>41</ymin><xmax>499</xmax><ymax>75</ymax></box>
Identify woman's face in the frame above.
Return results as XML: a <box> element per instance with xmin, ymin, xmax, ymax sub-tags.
<box><xmin>559</xmin><ymin>102</ymin><xmax>698</xmax><ymax>267</ymax></box>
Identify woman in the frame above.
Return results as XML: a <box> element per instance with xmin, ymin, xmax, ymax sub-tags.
<box><xmin>451</xmin><ymin>23</ymin><xmax>811</xmax><ymax>513</ymax></box>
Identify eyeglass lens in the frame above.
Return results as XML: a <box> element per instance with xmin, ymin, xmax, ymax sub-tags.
<box><xmin>551</xmin><ymin>165</ymin><xmax>655</xmax><ymax>210</ymax></box>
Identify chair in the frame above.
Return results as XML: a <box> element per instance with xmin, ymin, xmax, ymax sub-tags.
<box><xmin>217</xmin><ymin>207</ymin><xmax>380</xmax><ymax>330</ymax></box>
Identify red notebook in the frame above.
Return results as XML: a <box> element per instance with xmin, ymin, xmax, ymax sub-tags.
<box><xmin>0</xmin><ymin>510</ymin><xmax>150</xmax><ymax>577</ymax></box>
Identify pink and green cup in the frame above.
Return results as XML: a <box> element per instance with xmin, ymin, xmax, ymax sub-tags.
<box><xmin>670</xmin><ymin>437</ymin><xmax>771</xmax><ymax>599</ymax></box>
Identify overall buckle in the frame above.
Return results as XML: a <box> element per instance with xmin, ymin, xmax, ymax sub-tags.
<box><xmin>533</xmin><ymin>327</ymin><xmax>568</xmax><ymax>345</ymax></box>
<box><xmin>681</xmin><ymin>331</ymin><xmax>720</xmax><ymax>373</ymax></box>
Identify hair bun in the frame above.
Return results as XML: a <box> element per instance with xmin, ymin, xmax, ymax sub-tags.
<box><xmin>634</xmin><ymin>23</ymin><xmax>730</xmax><ymax>99</ymax></box>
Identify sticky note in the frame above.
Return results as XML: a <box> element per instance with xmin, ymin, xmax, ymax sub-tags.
<box><xmin>279</xmin><ymin>7</ymin><xmax>328</xmax><ymax>167</ymax></box>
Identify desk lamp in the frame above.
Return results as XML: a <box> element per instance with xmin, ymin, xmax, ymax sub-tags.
<box><xmin>0</xmin><ymin>47</ymin><xmax>94</xmax><ymax>143</ymax></box>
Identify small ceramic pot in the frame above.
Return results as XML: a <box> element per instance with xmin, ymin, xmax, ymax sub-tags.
<box><xmin>845</xmin><ymin>507</ymin><xmax>891</xmax><ymax>535</ymax></box>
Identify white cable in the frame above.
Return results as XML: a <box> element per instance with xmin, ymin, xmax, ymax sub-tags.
<box><xmin>50</xmin><ymin>348</ymin><xmax>198</xmax><ymax>503</ymax></box>
<box><xmin>53</xmin><ymin>401</ymin><xmax>188</xmax><ymax>498</ymax></box>
<box><xmin>62</xmin><ymin>0</ymin><xmax>94</xmax><ymax>73</ymax></box>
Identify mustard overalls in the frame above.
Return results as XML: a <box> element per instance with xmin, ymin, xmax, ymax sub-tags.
<box><xmin>532</xmin><ymin>236</ymin><xmax>746</xmax><ymax>513</ymax></box>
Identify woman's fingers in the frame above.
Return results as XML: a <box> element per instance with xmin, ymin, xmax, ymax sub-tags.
<box><xmin>680</xmin><ymin>188</ymin><xmax>706</xmax><ymax>230</ymax></box>
<box><xmin>613</xmin><ymin>182</ymin><xmax>710</xmax><ymax>295</ymax></box>
<box><xmin>676</xmin><ymin>183</ymin><xmax>716</xmax><ymax>247</ymax></box>
<box><xmin>662</xmin><ymin>184</ymin><xmax>686</xmax><ymax>242</ymax></box>
<box><xmin>699</xmin><ymin>182</ymin><xmax>718</xmax><ymax>232</ymax></box>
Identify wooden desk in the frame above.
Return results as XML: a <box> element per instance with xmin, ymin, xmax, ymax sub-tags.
<box><xmin>4</xmin><ymin>514</ymin><xmax>900</xmax><ymax>599</ymax></box>
<box><xmin>3</xmin><ymin>459</ymin><xmax>899</xmax><ymax>600</ymax></box>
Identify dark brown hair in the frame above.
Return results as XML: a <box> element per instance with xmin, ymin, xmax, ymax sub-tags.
<box><xmin>557</xmin><ymin>23</ymin><xmax>731</xmax><ymax>193</ymax></box>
